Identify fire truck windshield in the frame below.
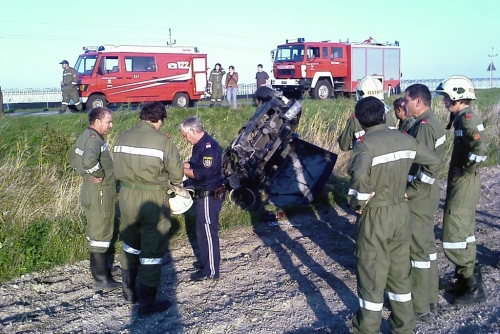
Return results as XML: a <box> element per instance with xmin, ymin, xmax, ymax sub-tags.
<box><xmin>275</xmin><ymin>45</ymin><xmax>304</xmax><ymax>62</ymax></box>
<box><xmin>75</xmin><ymin>55</ymin><xmax>98</xmax><ymax>76</ymax></box>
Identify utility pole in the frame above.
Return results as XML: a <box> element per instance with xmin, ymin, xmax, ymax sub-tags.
<box><xmin>167</xmin><ymin>28</ymin><xmax>176</xmax><ymax>47</ymax></box>
<box><xmin>488</xmin><ymin>47</ymin><xmax>497</xmax><ymax>88</ymax></box>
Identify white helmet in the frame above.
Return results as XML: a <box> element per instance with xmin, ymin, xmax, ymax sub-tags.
<box><xmin>435</xmin><ymin>75</ymin><xmax>476</xmax><ymax>100</ymax></box>
<box><xmin>167</xmin><ymin>186</ymin><xmax>193</xmax><ymax>215</ymax></box>
<box><xmin>356</xmin><ymin>76</ymin><xmax>384</xmax><ymax>101</ymax></box>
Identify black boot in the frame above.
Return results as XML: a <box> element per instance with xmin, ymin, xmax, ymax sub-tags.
<box><xmin>209</xmin><ymin>103</ymin><xmax>214</xmax><ymax>108</ymax></box>
<box><xmin>453</xmin><ymin>268</ymin><xmax>487</xmax><ymax>305</ymax></box>
<box><xmin>444</xmin><ymin>268</ymin><xmax>468</xmax><ymax>296</ymax></box>
<box><xmin>138</xmin><ymin>283</ymin><xmax>171</xmax><ymax>317</ymax></box>
<box><xmin>90</xmin><ymin>252</ymin><xmax>121</xmax><ymax>291</ymax></box>
<box><xmin>121</xmin><ymin>269</ymin><xmax>138</xmax><ymax>304</ymax></box>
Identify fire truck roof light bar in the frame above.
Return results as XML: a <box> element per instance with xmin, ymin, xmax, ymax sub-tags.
<box><xmin>286</xmin><ymin>38</ymin><xmax>305</xmax><ymax>43</ymax></box>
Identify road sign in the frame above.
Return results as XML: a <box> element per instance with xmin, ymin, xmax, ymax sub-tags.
<box><xmin>487</xmin><ymin>63</ymin><xmax>496</xmax><ymax>71</ymax></box>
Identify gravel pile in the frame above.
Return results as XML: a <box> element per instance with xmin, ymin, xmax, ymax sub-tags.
<box><xmin>1</xmin><ymin>166</ymin><xmax>499</xmax><ymax>334</ymax></box>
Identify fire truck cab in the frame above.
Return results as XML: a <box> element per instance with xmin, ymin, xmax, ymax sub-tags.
<box><xmin>271</xmin><ymin>38</ymin><xmax>401</xmax><ymax>100</ymax></box>
<box><xmin>74</xmin><ymin>45</ymin><xmax>208</xmax><ymax>109</ymax></box>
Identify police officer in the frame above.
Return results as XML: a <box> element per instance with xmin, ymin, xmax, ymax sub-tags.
<box><xmin>208</xmin><ymin>63</ymin><xmax>225</xmax><ymax>107</ymax></box>
<box><xmin>435</xmin><ymin>75</ymin><xmax>488</xmax><ymax>305</ymax></box>
<box><xmin>347</xmin><ymin>96</ymin><xmax>442</xmax><ymax>334</ymax></box>
<box><xmin>69</xmin><ymin>107</ymin><xmax>120</xmax><ymax>291</ymax></box>
<box><xmin>113</xmin><ymin>101</ymin><xmax>184</xmax><ymax>317</ymax></box>
<box><xmin>59</xmin><ymin>60</ymin><xmax>82</xmax><ymax>113</ymax></box>
<box><xmin>180</xmin><ymin>116</ymin><xmax>223</xmax><ymax>281</ymax></box>
<box><xmin>403</xmin><ymin>84</ymin><xmax>446</xmax><ymax>321</ymax></box>
<box><xmin>393</xmin><ymin>97</ymin><xmax>414</xmax><ymax>132</ymax></box>
<box><xmin>337</xmin><ymin>75</ymin><xmax>397</xmax><ymax>151</ymax></box>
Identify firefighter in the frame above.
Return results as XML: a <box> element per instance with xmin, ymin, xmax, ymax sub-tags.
<box><xmin>402</xmin><ymin>84</ymin><xmax>446</xmax><ymax>321</ymax></box>
<box><xmin>180</xmin><ymin>116</ymin><xmax>224</xmax><ymax>281</ymax></box>
<box><xmin>69</xmin><ymin>107</ymin><xmax>120</xmax><ymax>291</ymax></box>
<box><xmin>347</xmin><ymin>96</ymin><xmax>442</xmax><ymax>334</ymax></box>
<box><xmin>113</xmin><ymin>101</ymin><xmax>184</xmax><ymax>317</ymax></box>
<box><xmin>208</xmin><ymin>63</ymin><xmax>225</xmax><ymax>107</ymax></box>
<box><xmin>59</xmin><ymin>60</ymin><xmax>82</xmax><ymax>113</ymax></box>
<box><xmin>337</xmin><ymin>75</ymin><xmax>397</xmax><ymax>151</ymax></box>
<box><xmin>435</xmin><ymin>75</ymin><xmax>488</xmax><ymax>305</ymax></box>
<box><xmin>393</xmin><ymin>97</ymin><xmax>414</xmax><ymax>132</ymax></box>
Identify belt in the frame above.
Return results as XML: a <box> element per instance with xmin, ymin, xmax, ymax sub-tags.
<box><xmin>120</xmin><ymin>181</ymin><xmax>166</xmax><ymax>191</ymax></box>
<box><xmin>365</xmin><ymin>197</ymin><xmax>405</xmax><ymax>208</ymax></box>
<box><xmin>194</xmin><ymin>190</ymin><xmax>215</xmax><ymax>198</ymax></box>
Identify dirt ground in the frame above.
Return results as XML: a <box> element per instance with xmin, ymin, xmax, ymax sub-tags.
<box><xmin>1</xmin><ymin>166</ymin><xmax>500</xmax><ymax>334</ymax></box>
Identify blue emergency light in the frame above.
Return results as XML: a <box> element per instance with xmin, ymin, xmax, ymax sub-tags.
<box><xmin>286</xmin><ymin>38</ymin><xmax>305</xmax><ymax>43</ymax></box>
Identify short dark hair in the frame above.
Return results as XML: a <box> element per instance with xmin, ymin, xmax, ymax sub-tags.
<box><xmin>229</xmin><ymin>65</ymin><xmax>234</xmax><ymax>70</ymax></box>
<box><xmin>393</xmin><ymin>97</ymin><xmax>404</xmax><ymax>110</ymax></box>
<box><xmin>405</xmin><ymin>84</ymin><xmax>431</xmax><ymax>107</ymax></box>
<box><xmin>257</xmin><ymin>64</ymin><xmax>263</xmax><ymax>68</ymax></box>
<box><xmin>88</xmin><ymin>107</ymin><xmax>111</xmax><ymax>125</ymax></box>
<box><xmin>355</xmin><ymin>96</ymin><xmax>385</xmax><ymax>127</ymax></box>
<box><xmin>139</xmin><ymin>101</ymin><xmax>167</xmax><ymax>123</ymax></box>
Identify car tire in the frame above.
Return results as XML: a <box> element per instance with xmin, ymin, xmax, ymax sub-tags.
<box><xmin>86</xmin><ymin>95</ymin><xmax>108</xmax><ymax>110</ymax></box>
<box><xmin>172</xmin><ymin>93</ymin><xmax>189</xmax><ymax>108</ymax></box>
<box><xmin>313</xmin><ymin>80</ymin><xmax>332</xmax><ymax>100</ymax></box>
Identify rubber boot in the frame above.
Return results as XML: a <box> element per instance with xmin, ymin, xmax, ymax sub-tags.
<box><xmin>445</xmin><ymin>267</ymin><xmax>467</xmax><ymax>296</ymax></box>
<box><xmin>90</xmin><ymin>252</ymin><xmax>121</xmax><ymax>291</ymax></box>
<box><xmin>121</xmin><ymin>269</ymin><xmax>138</xmax><ymax>304</ymax></box>
<box><xmin>138</xmin><ymin>283</ymin><xmax>171</xmax><ymax>317</ymax></box>
<box><xmin>453</xmin><ymin>268</ymin><xmax>487</xmax><ymax>305</ymax></box>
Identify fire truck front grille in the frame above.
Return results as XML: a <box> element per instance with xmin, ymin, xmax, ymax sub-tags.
<box><xmin>277</xmin><ymin>69</ymin><xmax>295</xmax><ymax>76</ymax></box>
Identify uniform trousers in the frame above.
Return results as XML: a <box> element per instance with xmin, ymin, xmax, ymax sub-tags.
<box><xmin>194</xmin><ymin>195</ymin><xmax>221</xmax><ymax>278</ymax></box>
<box><xmin>61</xmin><ymin>86</ymin><xmax>82</xmax><ymax>111</ymax></box>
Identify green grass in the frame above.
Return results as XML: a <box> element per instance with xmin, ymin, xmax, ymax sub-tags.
<box><xmin>0</xmin><ymin>89</ymin><xmax>499</xmax><ymax>282</ymax></box>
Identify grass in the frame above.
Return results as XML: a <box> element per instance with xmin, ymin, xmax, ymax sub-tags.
<box><xmin>0</xmin><ymin>90</ymin><xmax>499</xmax><ymax>282</ymax></box>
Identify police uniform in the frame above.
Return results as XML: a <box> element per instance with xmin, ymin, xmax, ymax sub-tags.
<box><xmin>405</xmin><ymin>108</ymin><xmax>445</xmax><ymax>315</ymax></box>
<box><xmin>209</xmin><ymin>69</ymin><xmax>226</xmax><ymax>106</ymax></box>
<box><xmin>60</xmin><ymin>65</ymin><xmax>82</xmax><ymax>112</ymax></box>
<box><xmin>69</xmin><ymin>127</ymin><xmax>118</xmax><ymax>289</ymax></box>
<box><xmin>442</xmin><ymin>107</ymin><xmax>487</xmax><ymax>280</ymax></box>
<box><xmin>113</xmin><ymin>120</ymin><xmax>184</xmax><ymax>289</ymax></box>
<box><xmin>337</xmin><ymin>110</ymin><xmax>397</xmax><ymax>152</ymax></box>
<box><xmin>187</xmin><ymin>132</ymin><xmax>223</xmax><ymax>279</ymax></box>
<box><xmin>398</xmin><ymin>116</ymin><xmax>415</xmax><ymax>133</ymax></box>
<box><xmin>347</xmin><ymin>124</ymin><xmax>442</xmax><ymax>334</ymax></box>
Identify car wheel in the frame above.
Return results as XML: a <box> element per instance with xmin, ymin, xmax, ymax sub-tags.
<box><xmin>86</xmin><ymin>95</ymin><xmax>108</xmax><ymax>110</ymax></box>
<box><xmin>313</xmin><ymin>80</ymin><xmax>332</xmax><ymax>100</ymax></box>
<box><xmin>172</xmin><ymin>93</ymin><xmax>189</xmax><ymax>108</ymax></box>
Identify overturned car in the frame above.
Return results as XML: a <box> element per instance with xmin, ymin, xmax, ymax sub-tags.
<box><xmin>222</xmin><ymin>87</ymin><xmax>337</xmax><ymax>208</ymax></box>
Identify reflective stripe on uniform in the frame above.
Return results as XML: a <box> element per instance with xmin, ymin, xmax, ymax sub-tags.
<box><xmin>388</xmin><ymin>126</ymin><xmax>397</xmax><ymax>130</ymax></box>
<box><xmin>101</xmin><ymin>143</ymin><xmax>108</xmax><ymax>152</ymax></box>
<box><xmin>407</xmin><ymin>175</ymin><xmax>415</xmax><ymax>182</ymax></box>
<box><xmin>75</xmin><ymin>148</ymin><xmax>84</xmax><ymax>156</ymax></box>
<box><xmin>354</xmin><ymin>130</ymin><xmax>365</xmax><ymax>139</ymax></box>
<box><xmin>429</xmin><ymin>253</ymin><xmax>437</xmax><ymax>261</ymax></box>
<box><xmin>85</xmin><ymin>162</ymin><xmax>101</xmax><ymax>174</ymax></box>
<box><xmin>140</xmin><ymin>258</ymin><xmax>162</xmax><ymax>265</ymax></box>
<box><xmin>387</xmin><ymin>291</ymin><xmax>412</xmax><ymax>302</ymax></box>
<box><xmin>114</xmin><ymin>145</ymin><xmax>164</xmax><ymax>161</ymax></box>
<box><xmin>477</xmin><ymin>124</ymin><xmax>484</xmax><ymax>131</ymax></box>
<box><xmin>348</xmin><ymin>189</ymin><xmax>372</xmax><ymax>200</ymax></box>
<box><xmin>87</xmin><ymin>237</ymin><xmax>110</xmax><ymax>248</ymax></box>
<box><xmin>455</xmin><ymin>130</ymin><xmax>463</xmax><ymax>137</ymax></box>
<box><xmin>204</xmin><ymin>196</ymin><xmax>217</xmax><ymax>278</ymax></box>
<box><xmin>417</xmin><ymin>171</ymin><xmax>435</xmax><ymax>185</ymax></box>
<box><xmin>359</xmin><ymin>298</ymin><xmax>383</xmax><ymax>312</ymax></box>
<box><xmin>435</xmin><ymin>135</ymin><xmax>446</xmax><ymax>148</ymax></box>
<box><xmin>62</xmin><ymin>102</ymin><xmax>69</xmax><ymax>105</ymax></box>
<box><xmin>371</xmin><ymin>150</ymin><xmax>416</xmax><ymax>166</ymax></box>
<box><xmin>74</xmin><ymin>101</ymin><xmax>81</xmax><ymax>105</ymax></box>
<box><xmin>468</xmin><ymin>152</ymin><xmax>487</xmax><ymax>162</ymax></box>
<box><xmin>411</xmin><ymin>260</ymin><xmax>431</xmax><ymax>269</ymax></box>
<box><xmin>123</xmin><ymin>243</ymin><xmax>141</xmax><ymax>255</ymax></box>
<box><xmin>442</xmin><ymin>236</ymin><xmax>476</xmax><ymax>249</ymax></box>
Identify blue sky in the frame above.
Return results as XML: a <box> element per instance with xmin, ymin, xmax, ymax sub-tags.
<box><xmin>0</xmin><ymin>0</ymin><xmax>498</xmax><ymax>88</ymax></box>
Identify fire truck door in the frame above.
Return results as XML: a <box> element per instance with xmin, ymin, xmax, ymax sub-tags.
<box><xmin>330</xmin><ymin>46</ymin><xmax>347</xmax><ymax>77</ymax></box>
<box><xmin>98</xmin><ymin>56</ymin><xmax>127</xmax><ymax>101</ymax></box>
<box><xmin>122</xmin><ymin>55</ymin><xmax>159</xmax><ymax>99</ymax></box>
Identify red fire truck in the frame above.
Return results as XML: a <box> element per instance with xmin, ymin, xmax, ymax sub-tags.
<box><xmin>74</xmin><ymin>45</ymin><xmax>208</xmax><ymax>109</ymax></box>
<box><xmin>271</xmin><ymin>38</ymin><xmax>401</xmax><ymax>99</ymax></box>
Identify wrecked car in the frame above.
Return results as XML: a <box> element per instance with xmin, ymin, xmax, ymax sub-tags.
<box><xmin>222</xmin><ymin>86</ymin><xmax>337</xmax><ymax>208</ymax></box>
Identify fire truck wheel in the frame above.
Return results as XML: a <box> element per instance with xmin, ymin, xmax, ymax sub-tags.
<box><xmin>313</xmin><ymin>80</ymin><xmax>332</xmax><ymax>100</ymax></box>
<box><xmin>228</xmin><ymin>188</ymin><xmax>256</xmax><ymax>208</ymax></box>
<box><xmin>86</xmin><ymin>95</ymin><xmax>108</xmax><ymax>110</ymax></box>
<box><xmin>172</xmin><ymin>93</ymin><xmax>190</xmax><ymax>108</ymax></box>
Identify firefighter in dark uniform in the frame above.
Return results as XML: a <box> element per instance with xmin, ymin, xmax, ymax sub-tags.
<box><xmin>113</xmin><ymin>101</ymin><xmax>184</xmax><ymax>317</ymax></box>
<box><xmin>180</xmin><ymin>116</ymin><xmax>224</xmax><ymax>281</ymax></box>
<box><xmin>69</xmin><ymin>107</ymin><xmax>120</xmax><ymax>291</ymax></box>
<box><xmin>402</xmin><ymin>84</ymin><xmax>446</xmax><ymax>321</ymax></box>
<box><xmin>347</xmin><ymin>96</ymin><xmax>442</xmax><ymax>334</ymax></box>
<box><xmin>393</xmin><ymin>97</ymin><xmax>414</xmax><ymax>133</ymax></box>
<box><xmin>337</xmin><ymin>75</ymin><xmax>397</xmax><ymax>151</ymax></box>
<box><xmin>435</xmin><ymin>75</ymin><xmax>488</xmax><ymax>305</ymax></box>
<box><xmin>208</xmin><ymin>63</ymin><xmax>225</xmax><ymax>107</ymax></box>
<box><xmin>59</xmin><ymin>60</ymin><xmax>82</xmax><ymax>113</ymax></box>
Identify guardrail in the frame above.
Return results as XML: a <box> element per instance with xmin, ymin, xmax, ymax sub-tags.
<box><xmin>2</xmin><ymin>78</ymin><xmax>499</xmax><ymax>105</ymax></box>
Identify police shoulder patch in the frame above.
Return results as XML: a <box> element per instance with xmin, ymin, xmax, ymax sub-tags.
<box><xmin>205</xmin><ymin>142</ymin><xmax>212</xmax><ymax>149</ymax></box>
<box><xmin>203</xmin><ymin>156</ymin><xmax>213</xmax><ymax>168</ymax></box>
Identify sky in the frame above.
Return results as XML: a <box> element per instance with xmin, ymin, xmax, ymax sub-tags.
<box><xmin>0</xmin><ymin>0</ymin><xmax>499</xmax><ymax>89</ymax></box>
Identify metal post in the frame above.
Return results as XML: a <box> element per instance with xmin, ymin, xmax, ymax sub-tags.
<box><xmin>488</xmin><ymin>47</ymin><xmax>497</xmax><ymax>88</ymax></box>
